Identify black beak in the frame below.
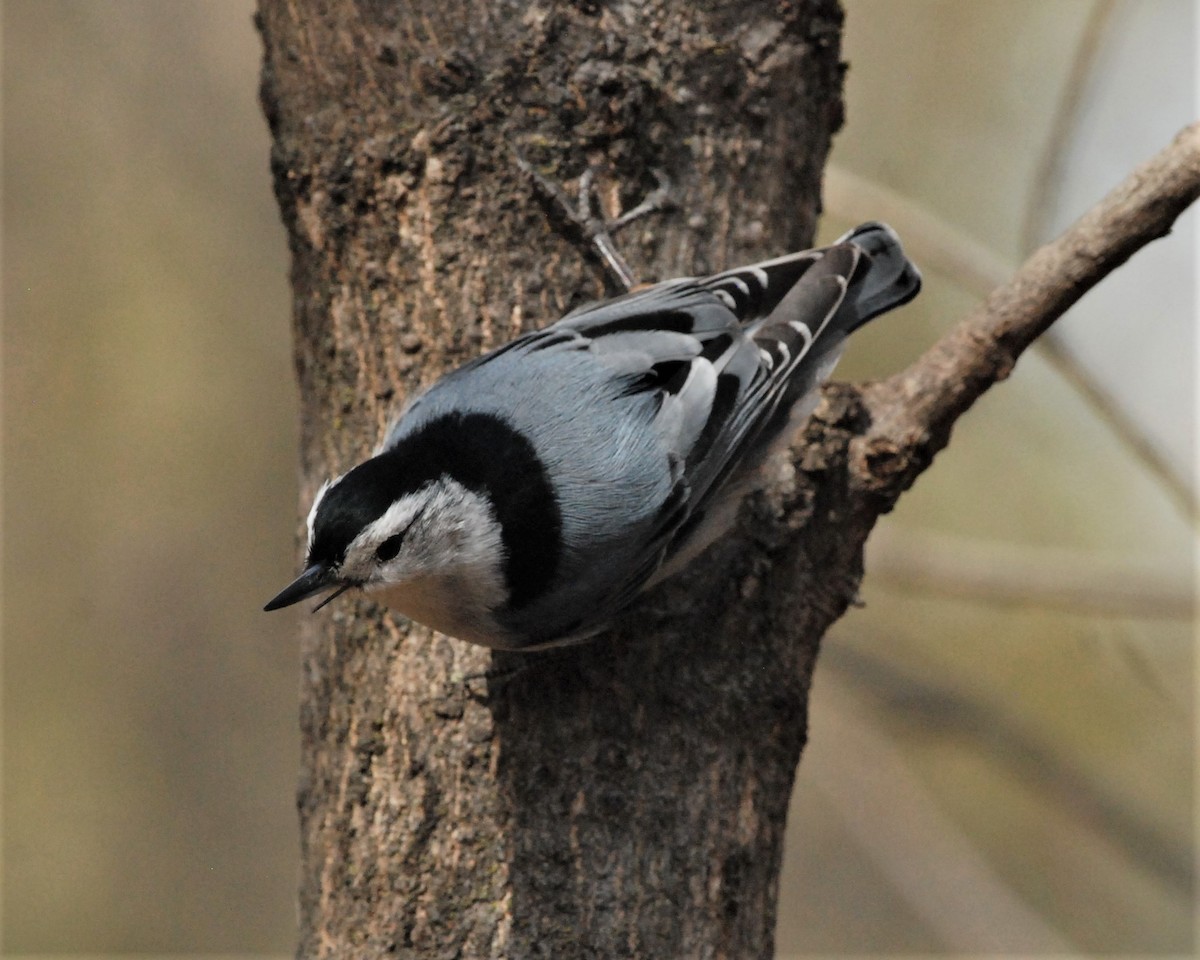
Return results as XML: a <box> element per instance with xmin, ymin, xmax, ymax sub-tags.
<box><xmin>264</xmin><ymin>563</ymin><xmax>340</xmax><ymax>611</ymax></box>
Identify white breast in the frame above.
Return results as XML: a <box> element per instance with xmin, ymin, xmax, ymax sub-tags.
<box><xmin>370</xmin><ymin>573</ymin><xmax>514</xmax><ymax>647</ymax></box>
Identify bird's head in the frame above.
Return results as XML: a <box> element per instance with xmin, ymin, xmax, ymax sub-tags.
<box><xmin>263</xmin><ymin>452</ymin><xmax>505</xmax><ymax>617</ymax></box>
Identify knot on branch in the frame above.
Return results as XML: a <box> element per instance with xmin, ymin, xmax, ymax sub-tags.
<box><xmin>849</xmin><ymin>434</ymin><xmax>930</xmax><ymax>504</ymax></box>
<box><xmin>796</xmin><ymin>382</ymin><xmax>870</xmax><ymax>470</ymax></box>
<box><xmin>834</xmin><ymin>380</ymin><xmax>937</xmax><ymax>512</ymax></box>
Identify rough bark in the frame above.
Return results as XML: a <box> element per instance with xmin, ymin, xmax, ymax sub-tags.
<box><xmin>256</xmin><ymin>0</ymin><xmax>1199</xmax><ymax>956</ymax></box>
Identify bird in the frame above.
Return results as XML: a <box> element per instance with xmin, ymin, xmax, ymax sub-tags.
<box><xmin>264</xmin><ymin>221</ymin><xmax>921</xmax><ymax>649</ymax></box>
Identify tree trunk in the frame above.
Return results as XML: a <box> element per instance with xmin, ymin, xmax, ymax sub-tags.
<box><xmin>256</xmin><ymin>1</ymin><xmax>864</xmax><ymax>956</ymax></box>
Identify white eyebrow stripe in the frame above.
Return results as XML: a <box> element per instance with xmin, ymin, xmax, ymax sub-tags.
<box><xmin>306</xmin><ymin>478</ymin><xmax>335</xmax><ymax>549</ymax></box>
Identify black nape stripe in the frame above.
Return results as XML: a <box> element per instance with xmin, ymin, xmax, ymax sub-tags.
<box><xmin>308</xmin><ymin>412</ymin><xmax>562</xmax><ymax>608</ymax></box>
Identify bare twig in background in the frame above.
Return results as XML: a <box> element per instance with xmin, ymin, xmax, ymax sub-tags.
<box><xmin>820</xmin><ymin>643</ymin><xmax>1195</xmax><ymax>893</ymax></box>
<box><xmin>1020</xmin><ymin>0</ymin><xmax>1196</xmax><ymax>523</ymax></box>
<box><xmin>849</xmin><ymin>122</ymin><xmax>1200</xmax><ymax>504</ymax></box>
<box><xmin>865</xmin><ymin>527</ymin><xmax>1194</xmax><ymax>620</ymax></box>
<box><xmin>1034</xmin><ymin>335</ymin><xmax>1197</xmax><ymax>523</ymax></box>
<box><xmin>1021</xmin><ymin>0</ymin><xmax>1118</xmax><ymax>256</ymax></box>
<box><xmin>825</xmin><ymin>165</ymin><xmax>1010</xmax><ymax>291</ymax></box>
<box><xmin>805</xmin><ymin>673</ymin><xmax>1075</xmax><ymax>953</ymax></box>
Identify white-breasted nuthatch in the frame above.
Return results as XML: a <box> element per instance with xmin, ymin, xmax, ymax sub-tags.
<box><xmin>265</xmin><ymin>222</ymin><xmax>921</xmax><ymax>648</ymax></box>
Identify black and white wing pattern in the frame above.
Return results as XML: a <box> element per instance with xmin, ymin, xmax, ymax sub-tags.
<box><xmin>553</xmin><ymin>222</ymin><xmax>920</xmax><ymax>569</ymax></box>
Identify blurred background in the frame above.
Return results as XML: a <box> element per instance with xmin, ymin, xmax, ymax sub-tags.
<box><xmin>2</xmin><ymin>0</ymin><xmax>1194</xmax><ymax>956</ymax></box>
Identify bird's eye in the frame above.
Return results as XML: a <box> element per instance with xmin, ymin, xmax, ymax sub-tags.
<box><xmin>376</xmin><ymin>533</ymin><xmax>404</xmax><ymax>563</ymax></box>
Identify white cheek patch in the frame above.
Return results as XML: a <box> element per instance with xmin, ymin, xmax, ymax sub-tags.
<box><xmin>344</xmin><ymin>478</ymin><xmax>506</xmax><ymax>591</ymax></box>
<box><xmin>407</xmin><ymin>480</ymin><xmax>506</xmax><ymax>575</ymax></box>
<box><xmin>345</xmin><ymin>478</ymin><xmax>510</xmax><ymax>630</ymax></box>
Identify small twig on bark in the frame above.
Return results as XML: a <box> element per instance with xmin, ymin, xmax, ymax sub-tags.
<box><xmin>827</xmin><ymin>160</ymin><xmax>1197</xmax><ymax>522</ymax></box>
<box><xmin>512</xmin><ymin>149</ymin><xmax>672</xmax><ymax>292</ymax></box>
<box><xmin>1035</xmin><ymin>334</ymin><xmax>1197</xmax><ymax>523</ymax></box>
<box><xmin>851</xmin><ymin>121</ymin><xmax>1200</xmax><ymax>501</ymax></box>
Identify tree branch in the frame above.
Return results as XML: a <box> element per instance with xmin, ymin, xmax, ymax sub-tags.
<box><xmin>849</xmin><ymin>121</ymin><xmax>1200</xmax><ymax>502</ymax></box>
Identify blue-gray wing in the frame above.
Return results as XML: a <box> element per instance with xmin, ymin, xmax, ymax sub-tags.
<box><xmin>540</xmin><ymin>224</ymin><xmax>919</xmax><ymax>607</ymax></box>
<box><xmin>550</xmin><ymin>224</ymin><xmax>919</xmax><ymax>532</ymax></box>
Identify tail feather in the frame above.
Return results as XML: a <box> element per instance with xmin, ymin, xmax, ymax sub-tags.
<box><xmin>838</xmin><ymin>221</ymin><xmax>922</xmax><ymax>330</ymax></box>
<box><xmin>722</xmin><ymin>222</ymin><xmax>919</xmax><ymax>477</ymax></box>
